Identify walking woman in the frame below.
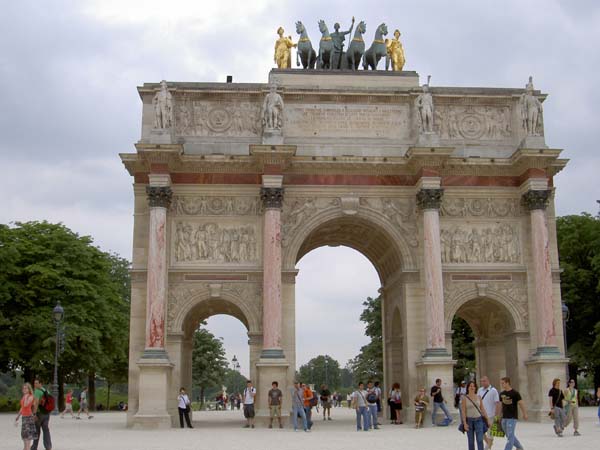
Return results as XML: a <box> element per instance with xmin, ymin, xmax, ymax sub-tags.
<box><xmin>563</xmin><ymin>379</ymin><xmax>580</xmax><ymax>436</ymax></box>
<box><xmin>177</xmin><ymin>387</ymin><xmax>193</xmax><ymax>428</ymax></box>
<box><xmin>15</xmin><ymin>383</ymin><xmax>37</xmax><ymax>450</ymax></box>
<box><xmin>389</xmin><ymin>383</ymin><xmax>403</xmax><ymax>424</ymax></box>
<box><xmin>548</xmin><ymin>378</ymin><xmax>565</xmax><ymax>437</ymax></box>
<box><xmin>461</xmin><ymin>381</ymin><xmax>490</xmax><ymax>450</ymax></box>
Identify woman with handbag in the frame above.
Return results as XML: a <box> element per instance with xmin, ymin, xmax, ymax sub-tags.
<box><xmin>177</xmin><ymin>387</ymin><xmax>193</xmax><ymax>429</ymax></box>
<box><xmin>389</xmin><ymin>383</ymin><xmax>403</xmax><ymax>424</ymax></box>
<box><xmin>460</xmin><ymin>381</ymin><xmax>490</xmax><ymax>450</ymax></box>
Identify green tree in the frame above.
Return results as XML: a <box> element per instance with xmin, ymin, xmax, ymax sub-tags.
<box><xmin>348</xmin><ymin>296</ymin><xmax>383</xmax><ymax>383</ymax></box>
<box><xmin>0</xmin><ymin>221</ymin><xmax>130</xmax><ymax>409</ymax></box>
<box><xmin>222</xmin><ymin>368</ymin><xmax>247</xmax><ymax>396</ymax></box>
<box><xmin>556</xmin><ymin>213</ymin><xmax>600</xmax><ymax>386</ymax></box>
<box><xmin>191</xmin><ymin>325</ymin><xmax>228</xmax><ymax>405</ymax></box>
<box><xmin>452</xmin><ymin>316</ymin><xmax>476</xmax><ymax>384</ymax></box>
<box><xmin>298</xmin><ymin>355</ymin><xmax>341</xmax><ymax>389</ymax></box>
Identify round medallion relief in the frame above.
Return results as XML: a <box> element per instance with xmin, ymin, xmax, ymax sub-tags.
<box><xmin>207</xmin><ymin>107</ymin><xmax>232</xmax><ymax>132</ymax></box>
<box><xmin>459</xmin><ymin>114</ymin><xmax>484</xmax><ymax>139</ymax></box>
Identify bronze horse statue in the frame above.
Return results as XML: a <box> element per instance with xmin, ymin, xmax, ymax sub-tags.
<box><xmin>346</xmin><ymin>20</ymin><xmax>366</xmax><ymax>70</ymax></box>
<box><xmin>317</xmin><ymin>20</ymin><xmax>334</xmax><ymax>69</ymax></box>
<box><xmin>295</xmin><ymin>21</ymin><xmax>317</xmax><ymax>69</ymax></box>
<box><xmin>363</xmin><ymin>23</ymin><xmax>388</xmax><ymax>70</ymax></box>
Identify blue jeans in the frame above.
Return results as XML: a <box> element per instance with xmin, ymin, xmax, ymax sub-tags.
<box><xmin>304</xmin><ymin>406</ymin><xmax>313</xmax><ymax>429</ymax></box>
<box><xmin>32</xmin><ymin>413</ymin><xmax>51</xmax><ymax>450</ymax></box>
<box><xmin>466</xmin><ymin>417</ymin><xmax>485</xmax><ymax>450</ymax></box>
<box><xmin>292</xmin><ymin>405</ymin><xmax>308</xmax><ymax>430</ymax></box>
<box><xmin>501</xmin><ymin>418</ymin><xmax>523</xmax><ymax>450</ymax></box>
<box><xmin>432</xmin><ymin>401</ymin><xmax>452</xmax><ymax>424</ymax></box>
<box><xmin>356</xmin><ymin>406</ymin><xmax>370</xmax><ymax>430</ymax></box>
<box><xmin>553</xmin><ymin>406</ymin><xmax>566</xmax><ymax>432</ymax></box>
<box><xmin>368</xmin><ymin>404</ymin><xmax>378</xmax><ymax>428</ymax></box>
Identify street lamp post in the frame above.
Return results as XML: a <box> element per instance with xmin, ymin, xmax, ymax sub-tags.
<box><xmin>325</xmin><ymin>356</ymin><xmax>329</xmax><ymax>386</ymax></box>
<box><xmin>52</xmin><ymin>301</ymin><xmax>64</xmax><ymax>415</ymax></box>
<box><xmin>561</xmin><ymin>302</ymin><xmax>570</xmax><ymax>382</ymax></box>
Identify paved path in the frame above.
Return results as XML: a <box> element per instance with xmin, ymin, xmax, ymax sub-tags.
<box><xmin>1</xmin><ymin>407</ymin><xmax>599</xmax><ymax>450</ymax></box>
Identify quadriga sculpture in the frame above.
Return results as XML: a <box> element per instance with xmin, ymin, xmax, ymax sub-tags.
<box><xmin>363</xmin><ymin>23</ymin><xmax>388</xmax><ymax>70</ymax></box>
<box><xmin>295</xmin><ymin>21</ymin><xmax>317</xmax><ymax>69</ymax></box>
<box><xmin>317</xmin><ymin>20</ymin><xmax>334</xmax><ymax>69</ymax></box>
<box><xmin>346</xmin><ymin>20</ymin><xmax>366</xmax><ymax>70</ymax></box>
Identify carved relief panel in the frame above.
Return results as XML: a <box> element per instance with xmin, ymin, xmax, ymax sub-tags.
<box><xmin>281</xmin><ymin>197</ymin><xmax>340</xmax><ymax>247</ymax></box>
<box><xmin>170</xmin><ymin>196</ymin><xmax>261</xmax><ymax>216</ymax></box>
<box><xmin>174</xmin><ymin>100</ymin><xmax>261</xmax><ymax>137</ymax></box>
<box><xmin>171</xmin><ymin>218</ymin><xmax>261</xmax><ymax>266</ymax></box>
<box><xmin>434</xmin><ymin>105</ymin><xmax>513</xmax><ymax>141</ymax></box>
<box><xmin>440</xmin><ymin>223</ymin><xmax>521</xmax><ymax>264</ymax></box>
<box><xmin>441</xmin><ymin>198</ymin><xmax>522</xmax><ymax>218</ymax></box>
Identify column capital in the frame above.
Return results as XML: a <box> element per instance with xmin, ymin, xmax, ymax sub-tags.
<box><xmin>522</xmin><ymin>189</ymin><xmax>552</xmax><ymax>211</ymax></box>
<box><xmin>146</xmin><ymin>185</ymin><xmax>173</xmax><ymax>208</ymax></box>
<box><xmin>416</xmin><ymin>188</ymin><xmax>444</xmax><ymax>210</ymax></box>
<box><xmin>260</xmin><ymin>187</ymin><xmax>284</xmax><ymax>209</ymax></box>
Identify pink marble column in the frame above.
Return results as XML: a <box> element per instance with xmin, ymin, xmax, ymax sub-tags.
<box><xmin>523</xmin><ymin>189</ymin><xmax>558</xmax><ymax>353</ymax></box>
<box><xmin>144</xmin><ymin>185</ymin><xmax>172</xmax><ymax>356</ymax></box>
<box><xmin>260</xmin><ymin>187</ymin><xmax>285</xmax><ymax>358</ymax></box>
<box><xmin>417</xmin><ymin>188</ymin><xmax>448</xmax><ymax>355</ymax></box>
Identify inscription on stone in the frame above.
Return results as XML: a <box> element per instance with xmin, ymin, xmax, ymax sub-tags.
<box><xmin>285</xmin><ymin>104</ymin><xmax>411</xmax><ymax>138</ymax></box>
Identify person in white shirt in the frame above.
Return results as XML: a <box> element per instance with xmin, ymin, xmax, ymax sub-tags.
<box><xmin>242</xmin><ymin>380</ymin><xmax>256</xmax><ymax>428</ymax></box>
<box><xmin>177</xmin><ymin>387</ymin><xmax>193</xmax><ymax>428</ymax></box>
<box><xmin>477</xmin><ymin>376</ymin><xmax>500</xmax><ymax>450</ymax></box>
<box><xmin>351</xmin><ymin>382</ymin><xmax>370</xmax><ymax>431</ymax></box>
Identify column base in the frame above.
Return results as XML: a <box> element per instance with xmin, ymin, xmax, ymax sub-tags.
<box><xmin>422</xmin><ymin>348</ymin><xmax>452</xmax><ymax>358</ymax></box>
<box><xmin>133</xmin><ymin>356</ymin><xmax>174</xmax><ymax>429</ymax></box>
<box><xmin>416</xmin><ymin>354</ymin><xmax>457</xmax><ymax>424</ymax></box>
<box><xmin>140</xmin><ymin>348</ymin><xmax>170</xmax><ymax>359</ymax></box>
<box><xmin>525</xmin><ymin>353</ymin><xmax>569</xmax><ymax>422</ymax></box>
<box><xmin>255</xmin><ymin>357</ymin><xmax>290</xmax><ymax>427</ymax></box>
<box><xmin>260</xmin><ymin>348</ymin><xmax>285</xmax><ymax>359</ymax></box>
<box><xmin>532</xmin><ymin>346</ymin><xmax>561</xmax><ymax>357</ymax></box>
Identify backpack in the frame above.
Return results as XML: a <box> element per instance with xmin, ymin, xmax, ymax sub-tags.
<box><xmin>39</xmin><ymin>389</ymin><xmax>55</xmax><ymax>413</ymax></box>
<box><xmin>366</xmin><ymin>391</ymin><xmax>377</xmax><ymax>403</ymax></box>
<box><xmin>309</xmin><ymin>393</ymin><xmax>318</xmax><ymax>407</ymax></box>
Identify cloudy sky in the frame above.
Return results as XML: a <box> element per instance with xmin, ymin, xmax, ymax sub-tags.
<box><xmin>2</xmin><ymin>0</ymin><xmax>599</xmax><ymax>376</ymax></box>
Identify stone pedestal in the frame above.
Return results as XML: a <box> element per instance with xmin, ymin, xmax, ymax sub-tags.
<box><xmin>416</xmin><ymin>356</ymin><xmax>457</xmax><ymax>422</ymax></box>
<box><xmin>149</xmin><ymin>128</ymin><xmax>176</xmax><ymax>144</ymax></box>
<box><xmin>417</xmin><ymin>132</ymin><xmax>441</xmax><ymax>147</ymax></box>
<box><xmin>254</xmin><ymin>358</ymin><xmax>290</xmax><ymax>427</ymax></box>
<box><xmin>133</xmin><ymin>357</ymin><xmax>174</xmax><ymax>429</ymax></box>
<box><xmin>525</xmin><ymin>355</ymin><xmax>569</xmax><ymax>422</ymax></box>
<box><xmin>262</xmin><ymin>128</ymin><xmax>284</xmax><ymax>145</ymax></box>
<box><xmin>520</xmin><ymin>135</ymin><xmax>547</xmax><ymax>149</ymax></box>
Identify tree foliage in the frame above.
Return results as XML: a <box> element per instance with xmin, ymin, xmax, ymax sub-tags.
<box><xmin>298</xmin><ymin>355</ymin><xmax>341</xmax><ymax>388</ymax></box>
<box><xmin>452</xmin><ymin>316</ymin><xmax>476</xmax><ymax>384</ymax></box>
<box><xmin>191</xmin><ymin>324</ymin><xmax>228</xmax><ymax>402</ymax></box>
<box><xmin>348</xmin><ymin>296</ymin><xmax>383</xmax><ymax>383</ymax></box>
<box><xmin>0</xmin><ymin>222</ymin><xmax>130</xmax><ymax>393</ymax></box>
<box><xmin>556</xmin><ymin>213</ymin><xmax>600</xmax><ymax>384</ymax></box>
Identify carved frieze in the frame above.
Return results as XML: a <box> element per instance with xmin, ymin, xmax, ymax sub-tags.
<box><xmin>170</xmin><ymin>196</ymin><xmax>260</xmax><ymax>216</ymax></box>
<box><xmin>441</xmin><ymin>197</ymin><xmax>521</xmax><ymax>218</ymax></box>
<box><xmin>361</xmin><ymin>197</ymin><xmax>418</xmax><ymax>247</ymax></box>
<box><xmin>434</xmin><ymin>105</ymin><xmax>512</xmax><ymax>140</ymax></box>
<box><xmin>441</xmin><ymin>223</ymin><xmax>521</xmax><ymax>264</ymax></box>
<box><xmin>173</xmin><ymin>221</ymin><xmax>259</xmax><ymax>264</ymax></box>
<box><xmin>175</xmin><ymin>100</ymin><xmax>261</xmax><ymax>136</ymax></box>
<box><xmin>281</xmin><ymin>197</ymin><xmax>340</xmax><ymax>247</ymax></box>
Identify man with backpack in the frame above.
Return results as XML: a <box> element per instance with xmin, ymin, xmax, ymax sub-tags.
<box><xmin>366</xmin><ymin>380</ymin><xmax>380</xmax><ymax>429</ymax></box>
<box><xmin>32</xmin><ymin>378</ymin><xmax>53</xmax><ymax>450</ymax></box>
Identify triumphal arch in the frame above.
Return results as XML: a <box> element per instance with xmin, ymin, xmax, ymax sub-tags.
<box><xmin>121</xmin><ymin>61</ymin><xmax>568</xmax><ymax>427</ymax></box>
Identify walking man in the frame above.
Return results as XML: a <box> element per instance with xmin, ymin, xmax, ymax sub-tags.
<box><xmin>32</xmin><ymin>378</ymin><xmax>51</xmax><ymax>450</ymax></box>
<box><xmin>352</xmin><ymin>381</ymin><xmax>370</xmax><ymax>431</ymax></box>
<box><xmin>366</xmin><ymin>380</ymin><xmax>380</xmax><ymax>429</ymax></box>
<box><xmin>478</xmin><ymin>376</ymin><xmax>500</xmax><ymax>450</ymax></box>
<box><xmin>431</xmin><ymin>378</ymin><xmax>452</xmax><ymax>425</ymax></box>
<box><xmin>302</xmin><ymin>383</ymin><xmax>314</xmax><ymax>430</ymax></box>
<box><xmin>548</xmin><ymin>378</ymin><xmax>566</xmax><ymax>437</ymax></box>
<box><xmin>267</xmin><ymin>381</ymin><xmax>283</xmax><ymax>429</ymax></box>
<box><xmin>497</xmin><ymin>376</ymin><xmax>528</xmax><ymax>450</ymax></box>
<box><xmin>290</xmin><ymin>381</ymin><xmax>309</xmax><ymax>432</ymax></box>
<box><xmin>77</xmin><ymin>387</ymin><xmax>93</xmax><ymax>419</ymax></box>
<box><xmin>242</xmin><ymin>380</ymin><xmax>256</xmax><ymax>428</ymax></box>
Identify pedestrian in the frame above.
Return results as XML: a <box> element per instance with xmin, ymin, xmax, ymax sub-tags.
<box><xmin>477</xmin><ymin>376</ymin><xmax>500</xmax><ymax>450</ymax></box>
<box><xmin>177</xmin><ymin>387</ymin><xmax>193</xmax><ymax>428</ymax></box>
<box><xmin>455</xmin><ymin>381</ymin><xmax>467</xmax><ymax>408</ymax></box>
<box><xmin>267</xmin><ymin>381</ymin><xmax>283</xmax><ymax>429</ymax></box>
<box><xmin>548</xmin><ymin>378</ymin><xmax>566</xmax><ymax>437</ymax></box>
<box><xmin>351</xmin><ymin>381</ymin><xmax>370</xmax><ymax>431</ymax></box>
<box><xmin>302</xmin><ymin>383</ymin><xmax>314</xmax><ymax>429</ymax></box>
<box><xmin>15</xmin><ymin>383</ymin><xmax>37</xmax><ymax>450</ymax></box>
<box><xmin>496</xmin><ymin>376</ymin><xmax>528</xmax><ymax>450</ymax></box>
<box><xmin>374</xmin><ymin>381</ymin><xmax>383</xmax><ymax>421</ymax></box>
<box><xmin>242</xmin><ymin>380</ymin><xmax>256</xmax><ymax>428</ymax></box>
<box><xmin>460</xmin><ymin>380</ymin><xmax>490</xmax><ymax>450</ymax></box>
<box><xmin>562</xmin><ymin>379</ymin><xmax>580</xmax><ymax>436</ymax></box>
<box><xmin>346</xmin><ymin>393</ymin><xmax>352</xmax><ymax>408</ymax></box>
<box><xmin>320</xmin><ymin>384</ymin><xmax>332</xmax><ymax>421</ymax></box>
<box><xmin>60</xmin><ymin>389</ymin><xmax>75</xmax><ymax>419</ymax></box>
<box><xmin>389</xmin><ymin>382</ymin><xmax>403</xmax><ymax>424</ymax></box>
<box><xmin>290</xmin><ymin>381</ymin><xmax>309</xmax><ymax>432</ymax></box>
<box><xmin>365</xmin><ymin>380</ymin><xmax>379</xmax><ymax>429</ymax></box>
<box><xmin>77</xmin><ymin>387</ymin><xmax>93</xmax><ymax>419</ymax></box>
<box><xmin>414</xmin><ymin>387</ymin><xmax>429</xmax><ymax>428</ymax></box>
<box><xmin>431</xmin><ymin>378</ymin><xmax>452</xmax><ymax>426</ymax></box>
<box><xmin>31</xmin><ymin>378</ymin><xmax>52</xmax><ymax>450</ymax></box>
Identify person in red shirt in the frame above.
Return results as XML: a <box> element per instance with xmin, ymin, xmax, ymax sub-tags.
<box><xmin>61</xmin><ymin>389</ymin><xmax>75</xmax><ymax>419</ymax></box>
<box><xmin>15</xmin><ymin>383</ymin><xmax>37</xmax><ymax>450</ymax></box>
<box><xmin>302</xmin><ymin>384</ymin><xmax>314</xmax><ymax>430</ymax></box>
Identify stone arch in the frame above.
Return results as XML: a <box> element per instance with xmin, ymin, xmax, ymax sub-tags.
<box><xmin>282</xmin><ymin>202</ymin><xmax>417</xmax><ymax>278</ymax></box>
<box><xmin>444</xmin><ymin>286</ymin><xmax>527</xmax><ymax>334</ymax></box>
<box><xmin>168</xmin><ymin>283</ymin><xmax>262</xmax><ymax>336</ymax></box>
